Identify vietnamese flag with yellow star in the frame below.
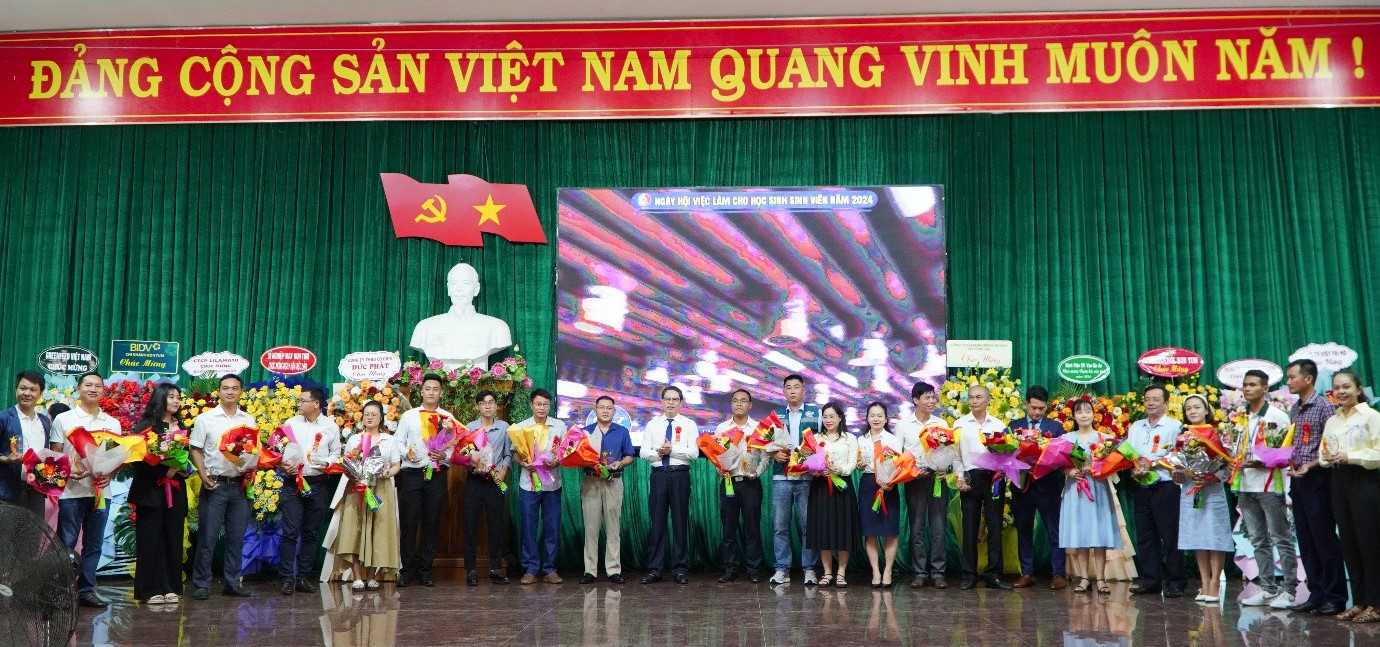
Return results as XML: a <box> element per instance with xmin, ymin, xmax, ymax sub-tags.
<box><xmin>380</xmin><ymin>173</ymin><xmax>548</xmax><ymax>246</ymax></box>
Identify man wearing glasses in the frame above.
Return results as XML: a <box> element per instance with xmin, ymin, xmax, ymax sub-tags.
<box><xmin>639</xmin><ymin>386</ymin><xmax>700</xmax><ymax>584</ymax></box>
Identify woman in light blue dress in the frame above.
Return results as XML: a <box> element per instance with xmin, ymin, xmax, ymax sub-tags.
<box><xmin>1174</xmin><ymin>394</ymin><xmax>1233</xmax><ymax>603</ymax></box>
<box><xmin>1059</xmin><ymin>399</ymin><xmax>1121</xmax><ymax>595</ymax></box>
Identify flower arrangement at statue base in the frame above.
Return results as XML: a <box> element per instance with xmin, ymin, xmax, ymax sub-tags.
<box><xmin>393</xmin><ymin>352</ymin><xmax>535</xmax><ymax>424</ymax></box>
<box><xmin>329</xmin><ymin>380</ymin><xmax>405</xmax><ymax>442</ymax></box>
<box><xmin>939</xmin><ymin>368</ymin><xmax>1024</xmax><ymax>423</ymax></box>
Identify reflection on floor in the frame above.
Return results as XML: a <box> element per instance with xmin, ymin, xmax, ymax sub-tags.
<box><xmin>74</xmin><ymin>577</ymin><xmax>1376</xmax><ymax>646</ymax></box>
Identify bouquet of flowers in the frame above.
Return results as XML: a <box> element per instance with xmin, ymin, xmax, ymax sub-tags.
<box><xmin>916</xmin><ymin>426</ymin><xmax>959</xmax><ymax>497</ymax></box>
<box><xmin>940</xmin><ymin>368</ymin><xmax>1024</xmax><ymax>422</ymax></box>
<box><xmin>783</xmin><ymin>428</ymin><xmax>823</xmax><ymax>478</ymax></box>
<box><xmin>560</xmin><ymin>426</ymin><xmax>609</xmax><ymax>482</ymax></box>
<box><xmin>1086</xmin><ymin>437</ymin><xmax>1143</xmax><ymax>481</ymax></box>
<box><xmin>419</xmin><ymin>411</ymin><xmax>460</xmax><ymax>480</ymax></box>
<box><xmin>508</xmin><ymin>424</ymin><xmax>559</xmax><ymax>491</ymax></box>
<box><xmin>248</xmin><ymin>469</ymin><xmax>284</xmax><ymax>524</ymax></box>
<box><xmin>141</xmin><ymin>427</ymin><xmax>192</xmax><ymax>473</ymax></box>
<box><xmin>341</xmin><ymin>435</ymin><xmax>389</xmax><ymax>511</ymax></box>
<box><xmin>1166</xmin><ymin>425</ymin><xmax>1233</xmax><ymax>508</ymax></box>
<box><xmin>256</xmin><ymin>425</ymin><xmax>293</xmax><ymax>470</ymax></box>
<box><xmin>66</xmin><ymin>427</ymin><xmax>135</xmax><ymax>509</ymax></box>
<box><xmin>470</xmin><ymin>432</ymin><xmax>508</xmax><ymax>493</ymax></box>
<box><xmin>1234</xmin><ymin>418</ymin><xmax>1294</xmax><ymax>493</ymax></box>
<box><xmin>21</xmin><ymin>448</ymin><xmax>70</xmax><ymax>499</ymax></box>
<box><xmin>450</xmin><ymin>427</ymin><xmax>488</xmax><ymax>469</ymax></box>
<box><xmin>871</xmin><ymin>443</ymin><xmax>921</xmax><ymax>515</ymax></box>
<box><xmin>698</xmin><ymin>426</ymin><xmax>745</xmax><ymax>494</ymax></box>
<box><xmin>217</xmin><ymin>425</ymin><xmax>261</xmax><ymax>474</ymax></box>
<box><xmin>746</xmin><ymin>412</ymin><xmax>785</xmax><ymax>452</ymax></box>
<box><xmin>800</xmin><ymin>444</ymin><xmax>849</xmax><ymax>494</ymax></box>
<box><xmin>974</xmin><ymin>430</ymin><xmax>1029</xmax><ymax>487</ymax></box>
<box><xmin>1027</xmin><ymin>437</ymin><xmax>1083</xmax><ymax>480</ymax></box>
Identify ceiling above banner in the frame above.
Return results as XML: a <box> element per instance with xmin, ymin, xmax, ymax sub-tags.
<box><xmin>2</xmin><ymin>8</ymin><xmax>1375</xmax><ymax>126</ymax></box>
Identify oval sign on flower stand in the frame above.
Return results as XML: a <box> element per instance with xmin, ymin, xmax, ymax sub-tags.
<box><xmin>1137</xmin><ymin>347</ymin><xmax>1204</xmax><ymax>378</ymax></box>
<box><xmin>1289</xmin><ymin>342</ymin><xmax>1359</xmax><ymax>373</ymax></box>
<box><xmin>37</xmin><ymin>345</ymin><xmax>99</xmax><ymax>375</ymax></box>
<box><xmin>260</xmin><ymin>346</ymin><xmax>317</xmax><ymax>375</ymax></box>
<box><xmin>183</xmin><ymin>351</ymin><xmax>251</xmax><ymax>377</ymax></box>
<box><xmin>1057</xmin><ymin>355</ymin><xmax>1112</xmax><ymax>384</ymax></box>
<box><xmin>1216</xmin><ymin>358</ymin><xmax>1284</xmax><ymax>389</ymax></box>
<box><xmin>339</xmin><ymin>351</ymin><xmax>401</xmax><ymax>381</ymax></box>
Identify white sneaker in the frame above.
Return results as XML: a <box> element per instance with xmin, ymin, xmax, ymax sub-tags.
<box><xmin>1269</xmin><ymin>593</ymin><xmax>1295</xmax><ymax>609</ymax></box>
<box><xmin>147</xmin><ymin>594</ymin><xmax>166</xmax><ymax>605</ymax></box>
<box><xmin>803</xmin><ymin>570</ymin><xmax>819</xmax><ymax>586</ymax></box>
<box><xmin>1241</xmin><ymin>590</ymin><xmax>1277</xmax><ymax>606</ymax></box>
<box><xmin>769</xmin><ymin>570</ymin><xmax>790</xmax><ymax>585</ymax></box>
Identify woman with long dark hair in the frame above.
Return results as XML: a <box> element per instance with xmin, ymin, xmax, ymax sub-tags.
<box><xmin>1174</xmin><ymin>394</ymin><xmax>1233</xmax><ymax>603</ymax></box>
<box><xmin>129</xmin><ymin>382</ymin><xmax>189</xmax><ymax>604</ymax></box>
<box><xmin>1320</xmin><ymin>370</ymin><xmax>1380</xmax><ymax>623</ymax></box>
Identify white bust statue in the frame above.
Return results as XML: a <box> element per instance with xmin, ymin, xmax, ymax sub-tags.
<box><xmin>409</xmin><ymin>263</ymin><xmax>512</xmax><ymax>369</ymax></box>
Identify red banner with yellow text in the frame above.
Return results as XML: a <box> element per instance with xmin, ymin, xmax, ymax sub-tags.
<box><xmin>1</xmin><ymin>9</ymin><xmax>1376</xmax><ymax>125</ymax></box>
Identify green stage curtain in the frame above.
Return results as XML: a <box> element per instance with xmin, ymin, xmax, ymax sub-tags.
<box><xmin>2</xmin><ymin>108</ymin><xmax>1377</xmax><ymax>575</ymax></box>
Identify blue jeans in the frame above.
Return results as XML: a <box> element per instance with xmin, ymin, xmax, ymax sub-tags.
<box><xmin>58</xmin><ymin>497</ymin><xmax>109</xmax><ymax>594</ymax></box>
<box><xmin>519</xmin><ymin>489</ymin><xmax>561</xmax><ymax>575</ymax></box>
<box><xmin>771</xmin><ymin>479</ymin><xmax>818</xmax><ymax>572</ymax></box>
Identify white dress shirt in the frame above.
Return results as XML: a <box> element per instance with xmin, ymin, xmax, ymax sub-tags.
<box><xmin>14</xmin><ymin>406</ymin><xmax>47</xmax><ymax>455</ymax></box>
<box><xmin>1239</xmin><ymin>402</ymin><xmax>1293</xmax><ymax>492</ymax></box>
<box><xmin>512</xmin><ymin>417</ymin><xmax>569</xmax><ymax>492</ymax></box>
<box><xmin>856</xmin><ymin>430</ymin><xmax>902</xmax><ymax>473</ymax></box>
<box><xmin>714</xmin><ymin>416</ymin><xmax>770</xmax><ymax>477</ymax></box>
<box><xmin>639</xmin><ymin>414</ymin><xmax>700</xmax><ymax>467</ymax></box>
<box><xmin>50</xmin><ymin>406</ymin><xmax>122</xmax><ymax>499</ymax></box>
<box><xmin>895</xmin><ymin>412</ymin><xmax>957</xmax><ymax>472</ymax></box>
<box><xmin>395</xmin><ymin>406</ymin><xmax>455</xmax><ymax>469</ymax></box>
<box><xmin>282</xmin><ymin>414</ymin><xmax>342</xmax><ymax>477</ymax></box>
<box><xmin>953</xmin><ymin>413</ymin><xmax>1009</xmax><ymax>473</ymax></box>
<box><xmin>1125</xmin><ymin>415</ymin><xmax>1183</xmax><ymax>484</ymax></box>
<box><xmin>190</xmin><ymin>406</ymin><xmax>259</xmax><ymax>478</ymax></box>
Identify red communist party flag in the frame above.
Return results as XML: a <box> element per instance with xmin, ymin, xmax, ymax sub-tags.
<box><xmin>381</xmin><ymin>173</ymin><xmax>548</xmax><ymax>246</ymax></box>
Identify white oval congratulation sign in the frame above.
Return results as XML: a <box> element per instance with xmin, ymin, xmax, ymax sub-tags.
<box><xmin>1289</xmin><ymin>342</ymin><xmax>1359</xmax><ymax>373</ymax></box>
<box><xmin>182</xmin><ymin>351</ymin><xmax>250</xmax><ymax>377</ymax></box>
<box><xmin>1216</xmin><ymin>358</ymin><xmax>1284</xmax><ymax>389</ymax></box>
<box><xmin>338</xmin><ymin>351</ymin><xmax>402</xmax><ymax>381</ymax></box>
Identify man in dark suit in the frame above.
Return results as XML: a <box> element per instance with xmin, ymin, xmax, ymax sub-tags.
<box><xmin>767</xmin><ymin>374</ymin><xmax>822</xmax><ymax>586</ymax></box>
<box><xmin>1007</xmin><ymin>385</ymin><xmax>1067</xmax><ymax>590</ymax></box>
<box><xmin>0</xmin><ymin>370</ymin><xmax>51</xmax><ymax>519</ymax></box>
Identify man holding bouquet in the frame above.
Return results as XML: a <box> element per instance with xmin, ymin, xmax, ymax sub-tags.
<box><xmin>188</xmin><ymin>373</ymin><xmax>258</xmax><ymax>600</ymax></box>
<box><xmin>49</xmin><ymin>371</ymin><xmax>123</xmax><ymax>609</ymax></box>
<box><xmin>0</xmin><ymin>370</ymin><xmax>51</xmax><ymax>519</ymax></box>
<box><xmin>276</xmin><ymin>385</ymin><xmax>340</xmax><ymax>595</ymax></box>
<box><xmin>1126</xmin><ymin>384</ymin><xmax>1186</xmax><ymax>598</ymax></box>
<box><xmin>954</xmin><ymin>385</ymin><xmax>1013</xmax><ymax>591</ymax></box>
<box><xmin>716</xmin><ymin>388</ymin><xmax>768</xmax><ymax>583</ymax></box>
<box><xmin>896</xmin><ymin>381</ymin><xmax>953</xmax><ymax>589</ymax></box>
<box><xmin>768</xmin><ymin>374</ymin><xmax>822</xmax><ymax>586</ymax></box>
<box><xmin>395</xmin><ymin>373</ymin><xmax>454</xmax><ymax>587</ymax></box>
<box><xmin>511</xmin><ymin>388</ymin><xmax>568</xmax><ymax>584</ymax></box>
<box><xmin>1235</xmin><ymin>370</ymin><xmax>1298</xmax><ymax>608</ymax></box>
<box><xmin>639</xmin><ymin>386</ymin><xmax>699</xmax><ymax>584</ymax></box>
<box><xmin>1007</xmin><ymin>385</ymin><xmax>1068</xmax><ymax>590</ymax></box>
<box><xmin>579</xmin><ymin>395</ymin><xmax>636</xmax><ymax>585</ymax></box>
<box><xmin>462</xmin><ymin>390</ymin><xmax>513</xmax><ymax>586</ymax></box>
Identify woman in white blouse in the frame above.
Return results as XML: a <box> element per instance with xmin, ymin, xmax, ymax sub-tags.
<box><xmin>858</xmin><ymin>402</ymin><xmax>904</xmax><ymax>588</ymax></box>
<box><xmin>804</xmin><ymin>403</ymin><xmax>859</xmax><ymax>588</ymax></box>
<box><xmin>324</xmin><ymin>401</ymin><xmax>403</xmax><ymax>590</ymax></box>
<box><xmin>1319</xmin><ymin>370</ymin><xmax>1380</xmax><ymax>623</ymax></box>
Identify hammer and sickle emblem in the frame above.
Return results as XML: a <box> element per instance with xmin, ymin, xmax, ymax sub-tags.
<box><xmin>414</xmin><ymin>195</ymin><xmax>447</xmax><ymax>223</ymax></box>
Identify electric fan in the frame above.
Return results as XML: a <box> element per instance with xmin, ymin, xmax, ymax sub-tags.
<box><xmin>0</xmin><ymin>502</ymin><xmax>78</xmax><ymax>647</ymax></box>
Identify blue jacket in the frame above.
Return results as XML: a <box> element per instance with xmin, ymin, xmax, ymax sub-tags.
<box><xmin>0</xmin><ymin>406</ymin><xmax>51</xmax><ymax>501</ymax></box>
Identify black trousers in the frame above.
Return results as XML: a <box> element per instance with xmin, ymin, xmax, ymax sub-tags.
<box><xmin>134</xmin><ymin>489</ymin><xmax>188</xmax><ymax>600</ymax></box>
<box><xmin>959</xmin><ymin>469</ymin><xmax>1005</xmax><ymax>579</ymax></box>
<box><xmin>397</xmin><ymin>467</ymin><xmax>448</xmax><ymax>577</ymax></box>
<box><xmin>647</xmin><ymin>467</ymin><xmax>691</xmax><ymax>575</ymax></box>
<box><xmin>462</xmin><ymin>474</ymin><xmax>508</xmax><ymax>570</ymax></box>
<box><xmin>1132</xmin><ymin>480</ymin><xmax>1186</xmax><ymax>590</ymax></box>
<box><xmin>720</xmin><ymin>476</ymin><xmax>764</xmax><ymax>575</ymax></box>
<box><xmin>278</xmin><ymin>474</ymin><xmax>330</xmax><ymax>581</ymax></box>
<box><xmin>1011</xmin><ymin>474</ymin><xmax>1066</xmax><ymax>577</ymax></box>
<box><xmin>1291</xmin><ymin>469</ymin><xmax>1348</xmax><ymax>607</ymax></box>
<box><xmin>1333</xmin><ymin>465</ymin><xmax>1380</xmax><ymax>607</ymax></box>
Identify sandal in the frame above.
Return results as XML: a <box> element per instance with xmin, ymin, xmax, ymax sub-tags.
<box><xmin>164</xmin><ymin>593</ymin><xmax>180</xmax><ymax>604</ymax></box>
<box><xmin>351</xmin><ymin>579</ymin><xmax>365</xmax><ymax>591</ymax></box>
<box><xmin>1074</xmin><ymin>578</ymin><xmax>1091</xmax><ymax>593</ymax></box>
<box><xmin>147</xmin><ymin>594</ymin><xmax>166</xmax><ymax>605</ymax></box>
<box><xmin>818</xmin><ymin>574</ymin><xmax>834</xmax><ymax>587</ymax></box>
<box><xmin>1354</xmin><ymin>608</ymin><xmax>1380</xmax><ymax>624</ymax></box>
<box><xmin>1338</xmin><ymin>606</ymin><xmax>1366</xmax><ymax>621</ymax></box>
<box><xmin>1096</xmin><ymin>580</ymin><xmax>1110</xmax><ymax>595</ymax></box>
<box><xmin>366</xmin><ymin>579</ymin><xmax>380</xmax><ymax>591</ymax></box>
<box><xmin>835</xmin><ymin>576</ymin><xmax>848</xmax><ymax>589</ymax></box>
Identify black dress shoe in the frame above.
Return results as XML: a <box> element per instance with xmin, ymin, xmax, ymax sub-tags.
<box><xmin>910</xmin><ymin>576</ymin><xmax>927</xmax><ymax>589</ymax></box>
<box><xmin>192</xmin><ymin>588</ymin><xmax>210</xmax><ymax>600</ymax></box>
<box><xmin>1313</xmin><ymin>603</ymin><xmax>1343</xmax><ymax>616</ymax></box>
<box><xmin>467</xmin><ymin>571</ymin><xmax>479</xmax><ymax>586</ymax></box>
<box><xmin>580</xmin><ymin>573</ymin><xmax>598</xmax><ymax>584</ymax></box>
<box><xmin>641</xmin><ymin>572</ymin><xmax>663</xmax><ymax>584</ymax></box>
<box><xmin>397</xmin><ymin>573</ymin><xmax>411</xmax><ymax>588</ymax></box>
<box><xmin>1163</xmin><ymin>588</ymin><xmax>1184</xmax><ymax>599</ymax></box>
<box><xmin>77</xmin><ymin>593</ymin><xmax>107</xmax><ymax>609</ymax></box>
<box><xmin>490</xmin><ymin>570</ymin><xmax>510</xmax><ymax>585</ymax></box>
<box><xmin>296</xmin><ymin>580</ymin><xmax>317</xmax><ymax>593</ymax></box>
<box><xmin>718</xmin><ymin>571</ymin><xmax>738</xmax><ymax>583</ymax></box>
<box><xmin>281</xmin><ymin>580</ymin><xmax>296</xmax><ymax>596</ymax></box>
<box><xmin>984</xmin><ymin>577</ymin><xmax>1013</xmax><ymax>591</ymax></box>
<box><xmin>674</xmin><ymin>573</ymin><xmax>689</xmax><ymax>584</ymax></box>
<box><xmin>748</xmin><ymin>572</ymin><xmax>761</xmax><ymax>584</ymax></box>
<box><xmin>609</xmin><ymin>574</ymin><xmax>624</xmax><ymax>584</ymax></box>
<box><xmin>1130</xmin><ymin>585</ymin><xmax>1162</xmax><ymax>596</ymax></box>
<box><xmin>421</xmin><ymin>575</ymin><xmax>436</xmax><ymax>587</ymax></box>
<box><xmin>959</xmin><ymin>578</ymin><xmax>978</xmax><ymax>590</ymax></box>
<box><xmin>223</xmin><ymin>585</ymin><xmax>251</xmax><ymax>598</ymax></box>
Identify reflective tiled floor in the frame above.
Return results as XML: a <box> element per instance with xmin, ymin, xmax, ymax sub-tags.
<box><xmin>74</xmin><ymin>575</ymin><xmax>1376</xmax><ymax>646</ymax></box>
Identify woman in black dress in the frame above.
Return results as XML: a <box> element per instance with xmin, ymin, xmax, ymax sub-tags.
<box><xmin>129</xmin><ymin>383</ymin><xmax>190</xmax><ymax>604</ymax></box>
<box><xmin>804</xmin><ymin>403</ymin><xmax>860</xmax><ymax>587</ymax></box>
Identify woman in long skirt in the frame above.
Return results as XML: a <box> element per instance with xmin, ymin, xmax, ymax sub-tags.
<box><xmin>1059</xmin><ymin>399</ymin><xmax>1121</xmax><ymax>595</ymax></box>
<box><xmin>804</xmin><ymin>402</ymin><xmax>859</xmax><ymax>587</ymax></box>
<box><xmin>1174</xmin><ymin>394</ymin><xmax>1233</xmax><ymax>603</ymax></box>
<box><xmin>324</xmin><ymin>401</ymin><xmax>402</xmax><ymax>590</ymax></box>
